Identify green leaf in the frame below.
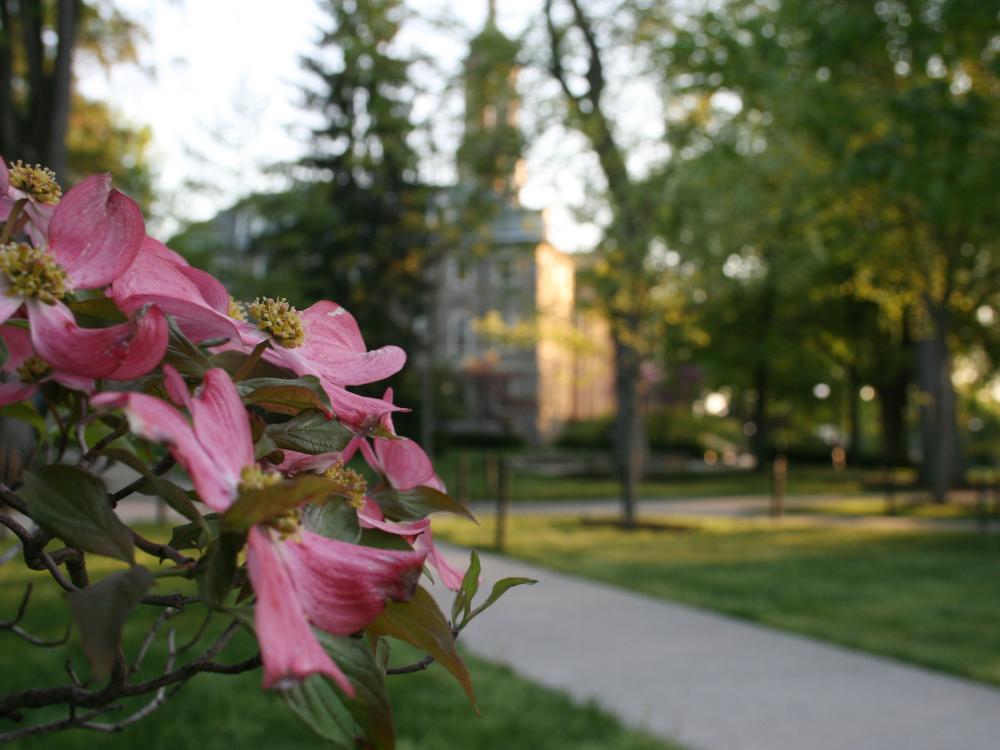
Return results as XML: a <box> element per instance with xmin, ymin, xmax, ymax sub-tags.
<box><xmin>359</xmin><ymin>528</ymin><xmax>413</xmax><ymax>552</ymax></box>
<box><xmin>452</xmin><ymin>551</ymin><xmax>482</xmax><ymax>626</ymax></box>
<box><xmin>283</xmin><ymin>672</ymin><xmax>356</xmax><ymax>749</ymax></box>
<box><xmin>197</xmin><ymin>530</ymin><xmax>246</xmax><ymax>607</ymax></box>
<box><xmin>163</xmin><ymin>317</ymin><xmax>211</xmax><ymax>377</ymax></box>
<box><xmin>211</xmin><ymin>350</ymin><xmax>291</xmax><ymax>380</ymax></box>
<box><xmin>100</xmin><ymin>448</ymin><xmax>206</xmax><ymax>531</ymax></box>
<box><xmin>222</xmin><ymin>475</ymin><xmax>334</xmax><ymax>531</ymax></box>
<box><xmin>22</xmin><ymin>466</ymin><xmax>134</xmax><ymax>563</ymax></box>
<box><xmin>68</xmin><ymin>565</ymin><xmax>154</xmax><ymax>680</ymax></box>
<box><xmin>465</xmin><ymin>576</ymin><xmax>537</xmax><ymax>627</ymax></box>
<box><xmin>284</xmin><ymin>631</ymin><xmax>395</xmax><ymax>750</ymax></box>
<box><xmin>68</xmin><ymin>297</ymin><xmax>127</xmax><ymax>325</ymax></box>
<box><xmin>371</xmin><ymin>485</ymin><xmax>477</xmax><ymax>523</ymax></box>
<box><xmin>264</xmin><ymin>409</ymin><xmax>352</xmax><ymax>454</ymax></box>
<box><xmin>168</xmin><ymin>514</ymin><xmax>220</xmax><ymax>551</ymax></box>
<box><xmin>254</xmin><ymin>433</ymin><xmax>281</xmax><ymax>460</ymax></box>
<box><xmin>302</xmin><ymin>499</ymin><xmax>361</xmax><ymax>543</ymax></box>
<box><xmin>0</xmin><ymin>335</ymin><xmax>7</xmax><ymax>367</ymax></box>
<box><xmin>370</xmin><ymin>586</ymin><xmax>476</xmax><ymax>708</ymax></box>
<box><xmin>237</xmin><ymin>376</ymin><xmax>332</xmax><ymax>415</ymax></box>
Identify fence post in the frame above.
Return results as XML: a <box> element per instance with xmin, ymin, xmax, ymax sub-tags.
<box><xmin>884</xmin><ymin>466</ymin><xmax>897</xmax><ymax>516</ymax></box>
<box><xmin>485</xmin><ymin>452</ymin><xmax>499</xmax><ymax>500</ymax></box>
<box><xmin>455</xmin><ymin>452</ymin><xmax>470</xmax><ymax>505</ymax></box>
<box><xmin>770</xmin><ymin>455</ymin><xmax>787</xmax><ymax>519</ymax></box>
<box><xmin>495</xmin><ymin>456</ymin><xmax>510</xmax><ymax>551</ymax></box>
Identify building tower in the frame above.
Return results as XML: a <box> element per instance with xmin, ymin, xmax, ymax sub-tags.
<box><xmin>456</xmin><ymin>0</ymin><xmax>525</xmax><ymax>204</ymax></box>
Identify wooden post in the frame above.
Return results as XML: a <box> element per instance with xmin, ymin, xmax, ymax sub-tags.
<box><xmin>485</xmin><ymin>452</ymin><xmax>499</xmax><ymax>500</ymax></box>
<box><xmin>770</xmin><ymin>455</ymin><xmax>787</xmax><ymax>519</ymax></box>
<box><xmin>495</xmin><ymin>456</ymin><xmax>510</xmax><ymax>551</ymax></box>
<box><xmin>456</xmin><ymin>452</ymin><xmax>470</xmax><ymax>505</ymax></box>
<box><xmin>155</xmin><ymin>497</ymin><xmax>167</xmax><ymax>526</ymax></box>
<box><xmin>975</xmin><ymin>480</ymin><xmax>988</xmax><ymax>533</ymax></box>
<box><xmin>884</xmin><ymin>466</ymin><xmax>897</xmax><ymax>516</ymax></box>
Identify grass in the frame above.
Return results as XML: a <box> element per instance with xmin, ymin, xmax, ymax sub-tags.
<box><xmin>0</xmin><ymin>534</ymin><xmax>676</xmax><ymax>750</ymax></box>
<box><xmin>434</xmin><ymin>514</ymin><xmax>1000</xmax><ymax>685</ymax></box>
<box><xmin>787</xmin><ymin>496</ymin><xmax>989</xmax><ymax>520</ymax></box>
<box><xmin>431</xmin><ymin>449</ymin><xmax>877</xmax><ymax>501</ymax></box>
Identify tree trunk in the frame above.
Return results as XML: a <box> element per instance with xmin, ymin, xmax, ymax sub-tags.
<box><xmin>916</xmin><ymin>301</ymin><xmax>961</xmax><ymax>502</ymax></box>
<box><xmin>877</xmin><ymin>377</ymin><xmax>908</xmax><ymax>466</ymax></box>
<box><xmin>750</xmin><ymin>363</ymin><xmax>770</xmax><ymax>469</ymax></box>
<box><xmin>45</xmin><ymin>0</ymin><xmax>80</xmax><ymax>177</ymax></box>
<box><xmin>612</xmin><ymin>331</ymin><xmax>644</xmax><ymax>528</ymax></box>
<box><xmin>846</xmin><ymin>366</ymin><xmax>861</xmax><ymax>463</ymax></box>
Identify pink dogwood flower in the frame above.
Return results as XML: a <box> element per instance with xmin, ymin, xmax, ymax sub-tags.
<box><xmin>0</xmin><ymin>174</ymin><xmax>165</xmax><ymax>378</ymax></box>
<box><xmin>0</xmin><ymin>324</ymin><xmax>93</xmax><ymax>406</ymax></box>
<box><xmin>93</xmin><ymin>366</ymin><xmax>427</xmax><ymax>692</ymax></box>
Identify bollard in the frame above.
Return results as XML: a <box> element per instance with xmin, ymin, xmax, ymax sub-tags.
<box><xmin>495</xmin><ymin>456</ymin><xmax>510</xmax><ymax>551</ymax></box>
<box><xmin>770</xmin><ymin>455</ymin><xmax>788</xmax><ymax>519</ymax></box>
<box><xmin>456</xmin><ymin>452</ymin><xmax>470</xmax><ymax>505</ymax></box>
<box><xmin>156</xmin><ymin>497</ymin><xmax>167</xmax><ymax>526</ymax></box>
<box><xmin>485</xmin><ymin>452</ymin><xmax>499</xmax><ymax>500</ymax></box>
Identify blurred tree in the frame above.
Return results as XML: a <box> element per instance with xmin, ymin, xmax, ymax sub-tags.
<box><xmin>651</xmin><ymin>0</ymin><xmax>1000</xmax><ymax>499</ymax></box>
<box><xmin>542</xmin><ymin>0</ymin><xmax>674</xmax><ymax>526</ymax></box>
<box><xmin>0</xmin><ymin>0</ymin><xmax>153</xmax><ymax>204</ymax></box>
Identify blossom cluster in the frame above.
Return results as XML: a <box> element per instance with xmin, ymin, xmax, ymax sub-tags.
<box><xmin>0</xmin><ymin>160</ymin><xmax>514</xmax><ymax>729</ymax></box>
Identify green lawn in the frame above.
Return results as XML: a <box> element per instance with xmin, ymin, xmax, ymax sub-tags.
<box><xmin>0</xmin><ymin>539</ymin><xmax>675</xmax><ymax>750</ymax></box>
<box><xmin>435</xmin><ymin>514</ymin><xmax>1000</xmax><ymax>685</ymax></box>
<box><xmin>787</xmin><ymin>496</ymin><xmax>988</xmax><ymax>521</ymax></box>
<box><xmin>431</xmin><ymin>450</ymin><xmax>878</xmax><ymax>501</ymax></box>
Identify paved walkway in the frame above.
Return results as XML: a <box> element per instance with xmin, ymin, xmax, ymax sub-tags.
<box><xmin>431</xmin><ymin>546</ymin><xmax>1000</xmax><ymax>750</ymax></box>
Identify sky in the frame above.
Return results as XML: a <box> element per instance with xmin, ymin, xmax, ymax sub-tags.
<box><xmin>77</xmin><ymin>0</ymin><xmax>604</xmax><ymax>249</ymax></box>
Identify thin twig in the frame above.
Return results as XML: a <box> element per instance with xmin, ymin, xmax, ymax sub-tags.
<box><xmin>0</xmin><ymin>584</ymin><xmax>70</xmax><ymax>647</ymax></box>
<box><xmin>109</xmin><ymin>455</ymin><xmax>176</xmax><ymax>506</ymax></box>
<box><xmin>77</xmin><ymin>420</ymin><xmax>127</xmax><ymax>470</ymax></box>
<box><xmin>130</xmin><ymin>609</ymin><xmax>176</xmax><ymax>677</ymax></box>
<box><xmin>131</xmin><ymin>531</ymin><xmax>194</xmax><ymax>566</ymax></box>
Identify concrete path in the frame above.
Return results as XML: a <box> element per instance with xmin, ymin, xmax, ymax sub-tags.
<box><xmin>431</xmin><ymin>546</ymin><xmax>1000</xmax><ymax>750</ymax></box>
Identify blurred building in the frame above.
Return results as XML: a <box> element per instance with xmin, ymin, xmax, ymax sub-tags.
<box><xmin>430</xmin><ymin>4</ymin><xmax>615</xmax><ymax>443</ymax></box>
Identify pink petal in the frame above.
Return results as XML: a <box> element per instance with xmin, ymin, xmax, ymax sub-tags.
<box><xmin>47</xmin><ymin>175</ymin><xmax>145</xmax><ymax>289</ymax></box>
<box><xmin>321</xmin><ymin>380</ymin><xmax>404</xmax><ymax>429</ymax></box>
<box><xmin>113</xmin><ymin>246</ymin><xmax>243</xmax><ymax>343</ymax></box>
<box><xmin>189</xmin><ymin>368</ymin><xmax>253</xmax><ymax>487</ymax></box>
<box><xmin>0</xmin><ymin>286</ymin><xmax>23</xmax><ymax>325</ymax></box>
<box><xmin>358</xmin><ymin>499</ymin><xmax>431</xmax><ymax>537</ymax></box>
<box><xmin>375</xmin><ymin>437</ymin><xmax>437</xmax><ymax>491</ymax></box>
<box><xmin>281</xmin><ymin>529</ymin><xmax>426</xmax><ymax>636</ymax></box>
<box><xmin>90</xmin><ymin>390</ymin><xmax>236</xmax><ymax>511</ymax></box>
<box><xmin>0</xmin><ymin>382</ymin><xmax>37</xmax><ymax>407</ymax></box>
<box><xmin>27</xmin><ymin>300</ymin><xmax>165</xmax><ymax>380</ymax></box>
<box><xmin>103</xmin><ymin>305</ymin><xmax>168</xmax><ymax>381</ymax></box>
<box><xmin>276</xmin><ymin>450</ymin><xmax>346</xmax><ymax>476</ymax></box>
<box><xmin>0</xmin><ymin>325</ymin><xmax>33</xmax><ymax>371</ymax></box>
<box><xmin>50</xmin><ymin>372</ymin><xmax>95</xmax><ymax>393</ymax></box>
<box><xmin>140</xmin><ymin>236</ymin><xmax>190</xmax><ymax>266</ymax></box>
<box><xmin>296</xmin><ymin>302</ymin><xmax>406</xmax><ymax>386</ymax></box>
<box><xmin>247</xmin><ymin>528</ymin><xmax>353</xmax><ymax>694</ymax></box>
<box><xmin>415</xmin><ymin>527</ymin><xmax>465</xmax><ymax>591</ymax></box>
<box><xmin>177</xmin><ymin>266</ymin><xmax>230</xmax><ymax>313</ymax></box>
<box><xmin>24</xmin><ymin>203</ymin><xmax>54</xmax><ymax>244</ymax></box>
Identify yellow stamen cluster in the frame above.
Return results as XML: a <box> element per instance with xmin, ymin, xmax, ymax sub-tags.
<box><xmin>228</xmin><ymin>295</ymin><xmax>247</xmax><ymax>322</ymax></box>
<box><xmin>8</xmin><ymin>161</ymin><xmax>62</xmax><ymax>204</ymax></box>
<box><xmin>322</xmin><ymin>462</ymin><xmax>368</xmax><ymax>509</ymax></box>
<box><xmin>266</xmin><ymin>508</ymin><xmax>302</xmax><ymax>541</ymax></box>
<box><xmin>247</xmin><ymin>297</ymin><xmax>305</xmax><ymax>348</ymax></box>
<box><xmin>238</xmin><ymin>464</ymin><xmax>283</xmax><ymax>493</ymax></box>
<box><xmin>0</xmin><ymin>242</ymin><xmax>71</xmax><ymax>303</ymax></box>
<box><xmin>16</xmin><ymin>356</ymin><xmax>51</xmax><ymax>384</ymax></box>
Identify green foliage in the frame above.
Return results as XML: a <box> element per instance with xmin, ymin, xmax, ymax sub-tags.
<box><xmin>22</xmin><ymin>465</ymin><xmax>134</xmax><ymax>563</ymax></box>
<box><xmin>262</xmin><ymin>408</ymin><xmax>352</xmax><ymax>454</ymax></box>
<box><xmin>67</xmin><ymin>565</ymin><xmax>154</xmax><ymax>680</ymax></box>
<box><xmin>371</xmin><ymin>586</ymin><xmax>476</xmax><ymax>707</ymax></box>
